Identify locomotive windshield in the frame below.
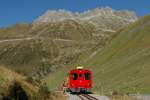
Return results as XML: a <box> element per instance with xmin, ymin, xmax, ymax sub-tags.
<box><xmin>72</xmin><ymin>73</ymin><xmax>78</xmax><ymax>80</ymax></box>
<box><xmin>84</xmin><ymin>73</ymin><xmax>90</xmax><ymax>80</ymax></box>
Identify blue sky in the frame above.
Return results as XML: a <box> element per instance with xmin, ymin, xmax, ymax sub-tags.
<box><xmin>0</xmin><ymin>0</ymin><xmax>149</xmax><ymax>27</ymax></box>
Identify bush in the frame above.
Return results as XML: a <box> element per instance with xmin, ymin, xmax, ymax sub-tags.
<box><xmin>6</xmin><ymin>81</ymin><xmax>29</xmax><ymax>100</ymax></box>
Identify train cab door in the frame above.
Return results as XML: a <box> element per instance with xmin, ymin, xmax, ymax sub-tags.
<box><xmin>78</xmin><ymin>72</ymin><xmax>84</xmax><ymax>87</ymax></box>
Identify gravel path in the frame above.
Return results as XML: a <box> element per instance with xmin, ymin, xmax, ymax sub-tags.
<box><xmin>0</xmin><ymin>38</ymin><xmax>33</xmax><ymax>43</ymax></box>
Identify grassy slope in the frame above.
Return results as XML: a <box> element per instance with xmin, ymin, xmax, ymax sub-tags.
<box><xmin>45</xmin><ymin>15</ymin><xmax>150</xmax><ymax>94</ymax></box>
<box><xmin>85</xmin><ymin>15</ymin><xmax>150</xmax><ymax>94</ymax></box>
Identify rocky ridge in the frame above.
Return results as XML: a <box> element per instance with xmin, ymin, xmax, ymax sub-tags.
<box><xmin>34</xmin><ymin>7</ymin><xmax>137</xmax><ymax>31</ymax></box>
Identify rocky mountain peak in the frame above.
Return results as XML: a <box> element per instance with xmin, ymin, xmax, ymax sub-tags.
<box><xmin>34</xmin><ymin>7</ymin><xmax>138</xmax><ymax>24</ymax></box>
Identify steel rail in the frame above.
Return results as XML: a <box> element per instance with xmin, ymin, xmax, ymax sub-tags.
<box><xmin>78</xmin><ymin>95</ymin><xmax>85</xmax><ymax>100</ymax></box>
<box><xmin>81</xmin><ymin>94</ymin><xmax>98</xmax><ymax>100</ymax></box>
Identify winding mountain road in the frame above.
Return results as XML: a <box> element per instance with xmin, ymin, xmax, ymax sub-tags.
<box><xmin>0</xmin><ymin>37</ymin><xmax>33</xmax><ymax>43</ymax></box>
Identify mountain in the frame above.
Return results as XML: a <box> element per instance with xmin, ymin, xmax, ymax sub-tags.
<box><xmin>44</xmin><ymin>14</ymin><xmax>150</xmax><ymax>94</ymax></box>
<box><xmin>0</xmin><ymin>8</ymin><xmax>137</xmax><ymax>82</ymax></box>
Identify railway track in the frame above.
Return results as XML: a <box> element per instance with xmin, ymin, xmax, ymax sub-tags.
<box><xmin>78</xmin><ymin>94</ymin><xmax>98</xmax><ymax>100</ymax></box>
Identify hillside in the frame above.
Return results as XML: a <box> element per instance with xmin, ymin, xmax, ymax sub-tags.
<box><xmin>85</xmin><ymin>14</ymin><xmax>150</xmax><ymax>94</ymax></box>
<box><xmin>0</xmin><ymin>24</ymin><xmax>32</xmax><ymax>39</ymax></box>
<box><xmin>44</xmin><ymin>15</ymin><xmax>150</xmax><ymax>94</ymax></box>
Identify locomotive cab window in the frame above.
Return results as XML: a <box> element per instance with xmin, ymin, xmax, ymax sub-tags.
<box><xmin>84</xmin><ymin>73</ymin><xmax>90</xmax><ymax>80</ymax></box>
<box><xmin>72</xmin><ymin>73</ymin><xmax>78</xmax><ymax>80</ymax></box>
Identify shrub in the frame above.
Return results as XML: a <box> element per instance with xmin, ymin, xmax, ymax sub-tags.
<box><xmin>7</xmin><ymin>81</ymin><xmax>29</xmax><ymax>100</ymax></box>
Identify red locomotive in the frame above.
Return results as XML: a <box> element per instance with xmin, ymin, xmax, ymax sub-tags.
<box><xmin>66</xmin><ymin>66</ymin><xmax>92</xmax><ymax>93</ymax></box>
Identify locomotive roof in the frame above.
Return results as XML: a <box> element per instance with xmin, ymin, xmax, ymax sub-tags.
<box><xmin>70</xmin><ymin>69</ymin><xmax>91</xmax><ymax>73</ymax></box>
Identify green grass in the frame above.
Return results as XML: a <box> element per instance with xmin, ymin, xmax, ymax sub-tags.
<box><xmin>85</xmin><ymin>14</ymin><xmax>150</xmax><ymax>94</ymax></box>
